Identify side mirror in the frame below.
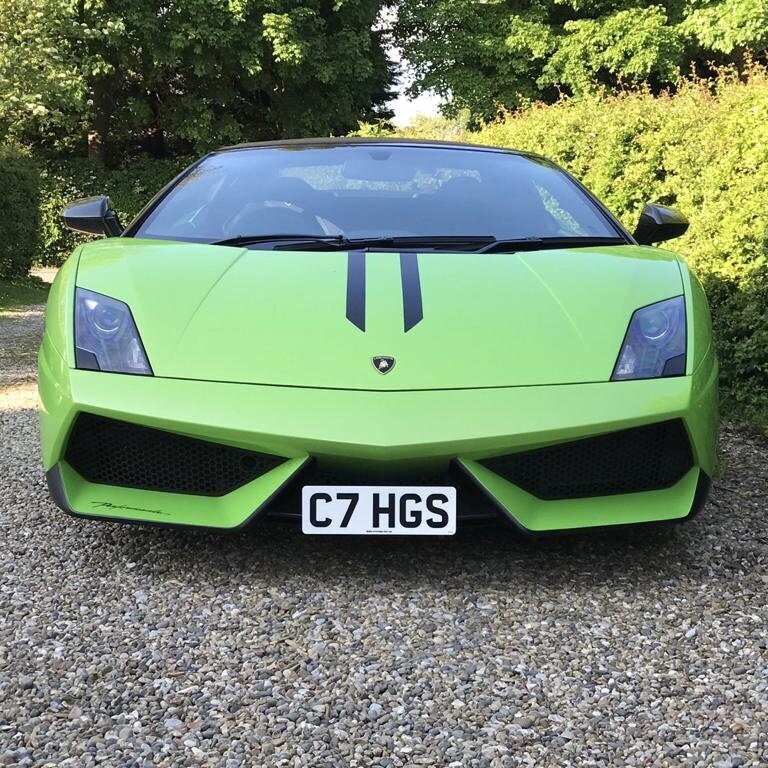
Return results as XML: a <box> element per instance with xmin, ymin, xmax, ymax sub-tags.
<box><xmin>61</xmin><ymin>195</ymin><xmax>123</xmax><ymax>237</ymax></box>
<box><xmin>633</xmin><ymin>203</ymin><xmax>688</xmax><ymax>245</ymax></box>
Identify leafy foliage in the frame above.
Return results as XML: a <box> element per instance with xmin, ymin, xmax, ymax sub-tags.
<box><xmin>397</xmin><ymin>68</ymin><xmax>768</xmax><ymax>425</ymax></box>
<box><xmin>394</xmin><ymin>0</ymin><xmax>768</xmax><ymax>122</ymax></box>
<box><xmin>37</xmin><ymin>157</ymin><xmax>190</xmax><ymax>266</ymax></box>
<box><xmin>0</xmin><ymin>0</ymin><xmax>394</xmax><ymax>161</ymax></box>
<box><xmin>0</xmin><ymin>144</ymin><xmax>40</xmax><ymax>279</ymax></box>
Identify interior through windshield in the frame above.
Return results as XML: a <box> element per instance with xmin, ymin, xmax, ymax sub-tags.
<box><xmin>131</xmin><ymin>144</ymin><xmax>623</xmax><ymax>246</ymax></box>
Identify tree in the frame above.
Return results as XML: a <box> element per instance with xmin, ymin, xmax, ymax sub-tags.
<box><xmin>0</xmin><ymin>0</ymin><xmax>395</xmax><ymax>163</ymax></box>
<box><xmin>393</xmin><ymin>0</ymin><xmax>768</xmax><ymax>123</ymax></box>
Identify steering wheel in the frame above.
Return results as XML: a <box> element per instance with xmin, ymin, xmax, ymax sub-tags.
<box><xmin>223</xmin><ymin>201</ymin><xmax>325</xmax><ymax>238</ymax></box>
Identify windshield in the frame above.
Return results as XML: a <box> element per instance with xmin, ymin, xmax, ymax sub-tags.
<box><xmin>131</xmin><ymin>144</ymin><xmax>623</xmax><ymax>246</ymax></box>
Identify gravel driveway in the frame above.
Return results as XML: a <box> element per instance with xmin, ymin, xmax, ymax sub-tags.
<box><xmin>1</xmin><ymin>306</ymin><xmax>767</xmax><ymax>767</ymax></box>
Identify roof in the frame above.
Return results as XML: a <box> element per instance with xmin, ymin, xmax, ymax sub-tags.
<box><xmin>217</xmin><ymin>136</ymin><xmax>529</xmax><ymax>157</ymax></box>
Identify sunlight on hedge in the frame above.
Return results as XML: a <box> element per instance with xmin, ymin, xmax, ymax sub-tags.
<box><xmin>398</xmin><ymin>68</ymin><xmax>768</xmax><ymax>426</ymax></box>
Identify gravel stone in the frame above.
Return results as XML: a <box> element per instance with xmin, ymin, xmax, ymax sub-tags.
<box><xmin>0</xmin><ymin>306</ymin><xmax>44</xmax><ymax>388</ymax></box>
<box><xmin>2</xmin><ymin>307</ymin><xmax>768</xmax><ymax>766</ymax></box>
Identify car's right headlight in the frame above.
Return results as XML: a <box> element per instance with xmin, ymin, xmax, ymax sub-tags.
<box><xmin>611</xmin><ymin>295</ymin><xmax>686</xmax><ymax>381</ymax></box>
<box><xmin>74</xmin><ymin>288</ymin><xmax>153</xmax><ymax>375</ymax></box>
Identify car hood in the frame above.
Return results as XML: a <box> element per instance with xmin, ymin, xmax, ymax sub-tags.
<box><xmin>75</xmin><ymin>238</ymin><xmax>683</xmax><ymax>390</ymax></box>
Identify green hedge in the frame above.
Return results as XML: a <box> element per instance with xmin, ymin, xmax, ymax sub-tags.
<box><xmin>401</xmin><ymin>70</ymin><xmax>768</xmax><ymax>426</ymax></box>
<box><xmin>37</xmin><ymin>157</ymin><xmax>190</xmax><ymax>266</ymax></box>
<box><xmin>0</xmin><ymin>145</ymin><xmax>40</xmax><ymax>279</ymax></box>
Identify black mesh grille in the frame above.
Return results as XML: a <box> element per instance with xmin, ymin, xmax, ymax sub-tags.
<box><xmin>65</xmin><ymin>413</ymin><xmax>284</xmax><ymax>496</ymax></box>
<box><xmin>479</xmin><ymin>419</ymin><xmax>694</xmax><ymax>500</ymax></box>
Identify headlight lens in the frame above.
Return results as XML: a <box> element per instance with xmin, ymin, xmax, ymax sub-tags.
<box><xmin>75</xmin><ymin>288</ymin><xmax>153</xmax><ymax>375</ymax></box>
<box><xmin>612</xmin><ymin>296</ymin><xmax>686</xmax><ymax>381</ymax></box>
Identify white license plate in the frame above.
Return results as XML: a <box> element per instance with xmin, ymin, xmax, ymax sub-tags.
<box><xmin>301</xmin><ymin>486</ymin><xmax>457</xmax><ymax>535</ymax></box>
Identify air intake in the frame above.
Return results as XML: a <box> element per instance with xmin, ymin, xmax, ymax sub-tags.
<box><xmin>479</xmin><ymin>419</ymin><xmax>693</xmax><ymax>500</ymax></box>
<box><xmin>65</xmin><ymin>413</ymin><xmax>284</xmax><ymax>496</ymax></box>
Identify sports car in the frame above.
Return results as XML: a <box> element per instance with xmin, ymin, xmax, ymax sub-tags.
<box><xmin>39</xmin><ymin>138</ymin><xmax>718</xmax><ymax>534</ymax></box>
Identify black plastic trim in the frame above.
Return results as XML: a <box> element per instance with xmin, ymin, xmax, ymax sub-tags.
<box><xmin>662</xmin><ymin>353</ymin><xmax>686</xmax><ymax>377</ymax></box>
<box><xmin>687</xmin><ymin>470</ymin><xmax>712</xmax><ymax>519</ymax></box>
<box><xmin>46</xmin><ymin>464</ymin><xmax>74</xmax><ymax>515</ymax></box>
<box><xmin>75</xmin><ymin>346</ymin><xmax>100</xmax><ymax>371</ymax></box>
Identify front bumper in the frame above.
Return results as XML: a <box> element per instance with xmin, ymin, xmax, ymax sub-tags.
<box><xmin>39</xmin><ymin>336</ymin><xmax>718</xmax><ymax>532</ymax></box>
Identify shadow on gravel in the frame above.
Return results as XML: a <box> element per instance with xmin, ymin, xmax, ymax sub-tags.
<box><xmin>67</xmin><ymin>503</ymin><xmax>725</xmax><ymax>593</ymax></box>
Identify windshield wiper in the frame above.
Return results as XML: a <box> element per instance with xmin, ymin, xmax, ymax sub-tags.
<box><xmin>220</xmin><ymin>234</ymin><xmax>499</xmax><ymax>251</ymax></box>
<box><xmin>346</xmin><ymin>235</ymin><xmax>495</xmax><ymax>249</ymax></box>
<box><xmin>210</xmin><ymin>234</ymin><xmax>347</xmax><ymax>247</ymax></box>
<box><xmin>279</xmin><ymin>234</ymin><xmax>497</xmax><ymax>251</ymax></box>
<box><xmin>210</xmin><ymin>234</ymin><xmax>494</xmax><ymax>250</ymax></box>
<box><xmin>210</xmin><ymin>233</ymin><xmax>626</xmax><ymax>253</ymax></box>
<box><xmin>475</xmin><ymin>236</ymin><xmax>627</xmax><ymax>253</ymax></box>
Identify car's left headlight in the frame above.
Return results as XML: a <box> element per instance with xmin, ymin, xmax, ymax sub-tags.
<box><xmin>612</xmin><ymin>295</ymin><xmax>686</xmax><ymax>381</ymax></box>
<box><xmin>75</xmin><ymin>288</ymin><xmax>153</xmax><ymax>375</ymax></box>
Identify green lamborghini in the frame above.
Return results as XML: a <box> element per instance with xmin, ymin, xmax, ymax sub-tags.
<box><xmin>39</xmin><ymin>139</ymin><xmax>718</xmax><ymax>534</ymax></box>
